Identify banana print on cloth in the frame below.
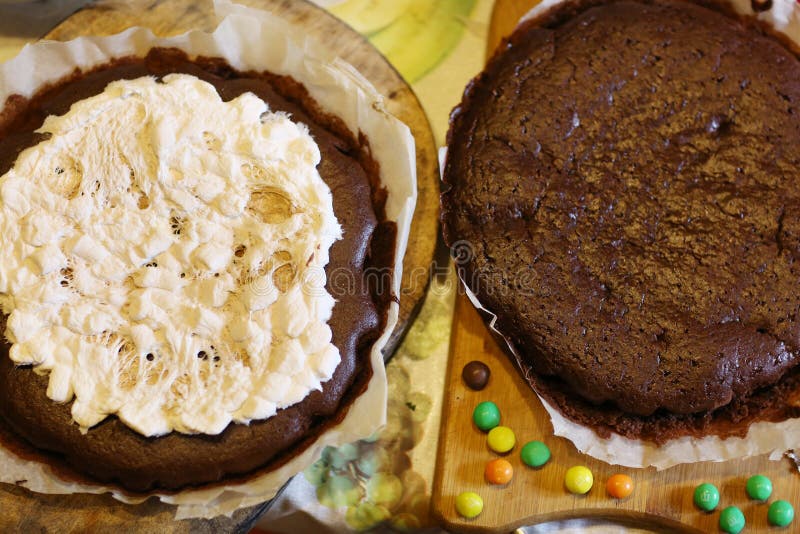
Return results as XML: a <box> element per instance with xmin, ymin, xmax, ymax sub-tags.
<box><xmin>330</xmin><ymin>0</ymin><xmax>478</xmax><ymax>83</ymax></box>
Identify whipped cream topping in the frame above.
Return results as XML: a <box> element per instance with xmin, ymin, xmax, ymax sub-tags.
<box><xmin>0</xmin><ymin>74</ymin><xmax>343</xmax><ymax>436</ymax></box>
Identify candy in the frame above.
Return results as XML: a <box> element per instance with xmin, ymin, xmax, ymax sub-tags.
<box><xmin>719</xmin><ymin>506</ymin><xmax>745</xmax><ymax>534</ymax></box>
<box><xmin>487</xmin><ymin>426</ymin><xmax>516</xmax><ymax>453</ymax></box>
<box><xmin>565</xmin><ymin>465</ymin><xmax>593</xmax><ymax>495</ymax></box>
<box><xmin>462</xmin><ymin>360</ymin><xmax>490</xmax><ymax>390</ymax></box>
<box><xmin>484</xmin><ymin>458</ymin><xmax>513</xmax><ymax>485</ymax></box>
<box><xmin>606</xmin><ymin>474</ymin><xmax>634</xmax><ymax>499</ymax></box>
<box><xmin>520</xmin><ymin>440</ymin><xmax>551</xmax><ymax>468</ymax></box>
<box><xmin>768</xmin><ymin>500</ymin><xmax>795</xmax><ymax>527</ymax></box>
<box><xmin>745</xmin><ymin>474</ymin><xmax>772</xmax><ymax>501</ymax></box>
<box><xmin>455</xmin><ymin>491</ymin><xmax>483</xmax><ymax>519</ymax></box>
<box><xmin>693</xmin><ymin>483</ymin><xmax>720</xmax><ymax>512</ymax></box>
<box><xmin>751</xmin><ymin>0</ymin><xmax>773</xmax><ymax>12</ymax></box>
<box><xmin>472</xmin><ymin>401</ymin><xmax>500</xmax><ymax>432</ymax></box>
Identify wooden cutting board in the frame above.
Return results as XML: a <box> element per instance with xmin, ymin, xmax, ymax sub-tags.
<box><xmin>0</xmin><ymin>0</ymin><xmax>440</xmax><ymax>532</ymax></box>
<box><xmin>431</xmin><ymin>1</ymin><xmax>800</xmax><ymax>532</ymax></box>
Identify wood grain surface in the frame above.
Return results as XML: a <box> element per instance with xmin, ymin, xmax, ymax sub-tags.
<box><xmin>0</xmin><ymin>0</ymin><xmax>439</xmax><ymax>531</ymax></box>
<box><xmin>434</xmin><ymin>296</ymin><xmax>800</xmax><ymax>533</ymax></box>
<box><xmin>432</xmin><ymin>1</ymin><xmax>800</xmax><ymax>532</ymax></box>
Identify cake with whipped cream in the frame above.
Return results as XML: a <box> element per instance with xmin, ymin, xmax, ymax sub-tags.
<box><xmin>442</xmin><ymin>0</ymin><xmax>800</xmax><ymax>442</ymax></box>
<box><xmin>0</xmin><ymin>48</ymin><xmax>395</xmax><ymax>491</ymax></box>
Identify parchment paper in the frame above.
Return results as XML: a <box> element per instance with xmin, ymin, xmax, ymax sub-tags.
<box><xmin>444</xmin><ymin>0</ymin><xmax>800</xmax><ymax>471</ymax></box>
<box><xmin>0</xmin><ymin>0</ymin><xmax>417</xmax><ymax>520</ymax></box>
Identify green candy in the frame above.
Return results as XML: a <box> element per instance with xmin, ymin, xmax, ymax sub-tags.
<box><xmin>719</xmin><ymin>506</ymin><xmax>745</xmax><ymax>534</ymax></box>
<box><xmin>768</xmin><ymin>500</ymin><xmax>795</xmax><ymax>527</ymax></box>
<box><xmin>472</xmin><ymin>401</ymin><xmax>500</xmax><ymax>432</ymax></box>
<box><xmin>520</xmin><ymin>440</ymin><xmax>551</xmax><ymax>468</ymax></box>
<box><xmin>745</xmin><ymin>474</ymin><xmax>772</xmax><ymax>501</ymax></box>
<box><xmin>693</xmin><ymin>482</ymin><xmax>720</xmax><ymax>512</ymax></box>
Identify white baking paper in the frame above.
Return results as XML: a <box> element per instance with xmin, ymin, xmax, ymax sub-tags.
<box><xmin>0</xmin><ymin>0</ymin><xmax>416</xmax><ymax>520</ymax></box>
<box><xmin>444</xmin><ymin>0</ymin><xmax>800</xmax><ymax>471</ymax></box>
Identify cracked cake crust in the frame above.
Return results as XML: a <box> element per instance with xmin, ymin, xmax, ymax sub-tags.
<box><xmin>442</xmin><ymin>0</ymin><xmax>800</xmax><ymax>438</ymax></box>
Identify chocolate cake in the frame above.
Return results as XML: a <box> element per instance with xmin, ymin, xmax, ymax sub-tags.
<box><xmin>0</xmin><ymin>48</ymin><xmax>396</xmax><ymax>491</ymax></box>
<box><xmin>442</xmin><ymin>0</ymin><xmax>800</xmax><ymax>441</ymax></box>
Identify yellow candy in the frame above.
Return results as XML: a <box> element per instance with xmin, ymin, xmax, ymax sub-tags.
<box><xmin>455</xmin><ymin>491</ymin><xmax>483</xmax><ymax>518</ymax></box>
<box><xmin>565</xmin><ymin>465</ymin><xmax>593</xmax><ymax>494</ymax></box>
<box><xmin>487</xmin><ymin>426</ymin><xmax>516</xmax><ymax>453</ymax></box>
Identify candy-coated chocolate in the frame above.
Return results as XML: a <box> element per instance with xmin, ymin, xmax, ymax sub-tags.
<box><xmin>745</xmin><ymin>474</ymin><xmax>772</xmax><ymax>501</ymax></box>
<box><xmin>693</xmin><ymin>483</ymin><xmax>720</xmax><ymax>512</ymax></box>
<box><xmin>484</xmin><ymin>458</ymin><xmax>513</xmax><ymax>485</ymax></box>
<box><xmin>565</xmin><ymin>465</ymin><xmax>593</xmax><ymax>494</ymax></box>
<box><xmin>719</xmin><ymin>506</ymin><xmax>745</xmax><ymax>534</ymax></box>
<box><xmin>455</xmin><ymin>491</ymin><xmax>483</xmax><ymax>519</ymax></box>
<box><xmin>606</xmin><ymin>474</ymin><xmax>634</xmax><ymax>499</ymax></box>
<box><xmin>472</xmin><ymin>401</ymin><xmax>500</xmax><ymax>432</ymax></box>
<box><xmin>768</xmin><ymin>500</ymin><xmax>794</xmax><ymax>527</ymax></box>
<box><xmin>520</xmin><ymin>440</ymin><xmax>551</xmax><ymax>468</ymax></box>
<box><xmin>462</xmin><ymin>361</ymin><xmax>490</xmax><ymax>390</ymax></box>
<box><xmin>751</xmin><ymin>0</ymin><xmax>773</xmax><ymax>12</ymax></box>
<box><xmin>487</xmin><ymin>426</ymin><xmax>516</xmax><ymax>453</ymax></box>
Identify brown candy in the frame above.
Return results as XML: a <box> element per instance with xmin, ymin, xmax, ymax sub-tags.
<box><xmin>462</xmin><ymin>360</ymin><xmax>490</xmax><ymax>390</ymax></box>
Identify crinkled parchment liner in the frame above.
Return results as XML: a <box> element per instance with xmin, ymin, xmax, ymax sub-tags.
<box><xmin>0</xmin><ymin>0</ymin><xmax>416</xmax><ymax>520</ymax></box>
<box><xmin>442</xmin><ymin>0</ymin><xmax>800</xmax><ymax>471</ymax></box>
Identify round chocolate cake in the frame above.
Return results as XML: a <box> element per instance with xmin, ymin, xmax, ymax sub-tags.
<box><xmin>0</xmin><ymin>48</ymin><xmax>395</xmax><ymax>492</ymax></box>
<box><xmin>442</xmin><ymin>0</ymin><xmax>800</xmax><ymax>441</ymax></box>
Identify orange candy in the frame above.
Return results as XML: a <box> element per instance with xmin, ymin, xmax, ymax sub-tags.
<box><xmin>606</xmin><ymin>473</ymin><xmax>634</xmax><ymax>499</ymax></box>
<box><xmin>485</xmin><ymin>458</ymin><xmax>514</xmax><ymax>485</ymax></box>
